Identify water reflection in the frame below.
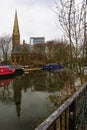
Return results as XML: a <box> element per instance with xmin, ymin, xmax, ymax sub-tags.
<box><xmin>17</xmin><ymin>71</ymin><xmax>75</xmax><ymax>93</ymax></box>
<box><xmin>13</xmin><ymin>79</ymin><xmax>22</xmax><ymax>120</ymax></box>
<box><xmin>0</xmin><ymin>71</ymin><xmax>84</xmax><ymax>130</ymax></box>
<box><xmin>0</xmin><ymin>78</ymin><xmax>15</xmax><ymax>103</ymax></box>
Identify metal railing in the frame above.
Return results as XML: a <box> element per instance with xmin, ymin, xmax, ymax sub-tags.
<box><xmin>35</xmin><ymin>82</ymin><xmax>87</xmax><ymax>130</ymax></box>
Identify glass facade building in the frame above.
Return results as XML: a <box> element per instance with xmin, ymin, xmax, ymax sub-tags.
<box><xmin>30</xmin><ymin>37</ymin><xmax>45</xmax><ymax>45</ymax></box>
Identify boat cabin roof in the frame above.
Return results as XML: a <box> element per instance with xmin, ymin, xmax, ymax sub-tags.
<box><xmin>0</xmin><ymin>66</ymin><xmax>8</xmax><ymax>68</ymax></box>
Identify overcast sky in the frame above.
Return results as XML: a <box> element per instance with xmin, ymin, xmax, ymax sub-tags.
<box><xmin>0</xmin><ymin>0</ymin><xmax>82</xmax><ymax>43</ymax></box>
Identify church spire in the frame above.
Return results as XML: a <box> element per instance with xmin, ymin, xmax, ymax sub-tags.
<box><xmin>13</xmin><ymin>10</ymin><xmax>19</xmax><ymax>35</ymax></box>
<box><xmin>12</xmin><ymin>10</ymin><xmax>20</xmax><ymax>46</ymax></box>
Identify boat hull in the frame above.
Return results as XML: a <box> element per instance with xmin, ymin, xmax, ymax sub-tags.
<box><xmin>0</xmin><ymin>73</ymin><xmax>15</xmax><ymax>80</ymax></box>
<box><xmin>0</xmin><ymin>65</ymin><xmax>24</xmax><ymax>80</ymax></box>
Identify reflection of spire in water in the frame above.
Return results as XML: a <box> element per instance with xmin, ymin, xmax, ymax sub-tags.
<box><xmin>13</xmin><ymin>84</ymin><xmax>22</xmax><ymax>120</ymax></box>
<box><xmin>16</xmin><ymin>102</ymin><xmax>21</xmax><ymax>120</ymax></box>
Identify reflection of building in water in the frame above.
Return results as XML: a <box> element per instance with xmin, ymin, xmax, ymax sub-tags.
<box><xmin>13</xmin><ymin>85</ymin><xmax>22</xmax><ymax>120</ymax></box>
<box><xmin>0</xmin><ymin>78</ymin><xmax>15</xmax><ymax>103</ymax></box>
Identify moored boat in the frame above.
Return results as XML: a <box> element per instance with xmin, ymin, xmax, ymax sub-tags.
<box><xmin>0</xmin><ymin>65</ymin><xmax>24</xmax><ymax>79</ymax></box>
<box><xmin>0</xmin><ymin>66</ymin><xmax>16</xmax><ymax>78</ymax></box>
<box><xmin>42</xmin><ymin>63</ymin><xmax>64</xmax><ymax>72</ymax></box>
<box><xmin>8</xmin><ymin>65</ymin><xmax>24</xmax><ymax>75</ymax></box>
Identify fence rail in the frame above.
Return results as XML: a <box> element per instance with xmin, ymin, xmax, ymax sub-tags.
<box><xmin>35</xmin><ymin>82</ymin><xmax>87</xmax><ymax>130</ymax></box>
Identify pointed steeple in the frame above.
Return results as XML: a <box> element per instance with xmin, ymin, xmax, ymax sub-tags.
<box><xmin>13</xmin><ymin>10</ymin><xmax>19</xmax><ymax>35</ymax></box>
<box><xmin>12</xmin><ymin>10</ymin><xmax>20</xmax><ymax>46</ymax></box>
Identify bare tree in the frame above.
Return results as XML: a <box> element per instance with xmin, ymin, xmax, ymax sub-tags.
<box><xmin>45</xmin><ymin>40</ymin><xmax>69</xmax><ymax>65</ymax></box>
<box><xmin>53</xmin><ymin>0</ymin><xmax>87</xmax><ymax>74</ymax></box>
<box><xmin>82</xmin><ymin>0</ymin><xmax>87</xmax><ymax>66</ymax></box>
<box><xmin>33</xmin><ymin>43</ymin><xmax>46</xmax><ymax>55</ymax></box>
<box><xmin>0</xmin><ymin>35</ymin><xmax>12</xmax><ymax>64</ymax></box>
<box><xmin>45</xmin><ymin>41</ymin><xmax>55</xmax><ymax>63</ymax></box>
<box><xmin>53</xmin><ymin>40</ymin><xmax>70</xmax><ymax>65</ymax></box>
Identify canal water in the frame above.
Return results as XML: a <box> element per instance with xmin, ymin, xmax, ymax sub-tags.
<box><xmin>0</xmin><ymin>70</ymin><xmax>81</xmax><ymax>130</ymax></box>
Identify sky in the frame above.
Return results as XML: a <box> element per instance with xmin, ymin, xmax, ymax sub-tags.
<box><xmin>0</xmin><ymin>0</ymin><xmax>82</xmax><ymax>43</ymax></box>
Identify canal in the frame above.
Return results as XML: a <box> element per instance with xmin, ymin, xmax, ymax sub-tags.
<box><xmin>0</xmin><ymin>70</ymin><xmax>83</xmax><ymax>130</ymax></box>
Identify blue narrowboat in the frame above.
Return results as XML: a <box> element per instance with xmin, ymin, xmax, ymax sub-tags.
<box><xmin>42</xmin><ymin>64</ymin><xmax>64</xmax><ymax>72</ymax></box>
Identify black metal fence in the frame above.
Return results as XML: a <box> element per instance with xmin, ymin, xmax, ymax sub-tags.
<box><xmin>35</xmin><ymin>82</ymin><xmax>87</xmax><ymax>130</ymax></box>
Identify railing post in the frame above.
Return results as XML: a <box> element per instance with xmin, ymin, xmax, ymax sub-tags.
<box><xmin>60</xmin><ymin>115</ymin><xmax>62</xmax><ymax>130</ymax></box>
<box><xmin>84</xmin><ymin>85</ymin><xmax>87</xmax><ymax>129</ymax></box>
<box><xmin>65</xmin><ymin>110</ymin><xmax>67</xmax><ymax>130</ymax></box>
<box><xmin>53</xmin><ymin>121</ymin><xmax>56</xmax><ymax>130</ymax></box>
<box><xmin>69</xmin><ymin>101</ymin><xmax>76</xmax><ymax>130</ymax></box>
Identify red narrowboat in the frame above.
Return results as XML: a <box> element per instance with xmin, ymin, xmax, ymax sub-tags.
<box><xmin>0</xmin><ymin>66</ymin><xmax>16</xmax><ymax>77</ymax></box>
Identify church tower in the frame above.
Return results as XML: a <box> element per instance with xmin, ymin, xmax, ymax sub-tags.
<box><xmin>12</xmin><ymin>10</ymin><xmax>20</xmax><ymax>48</ymax></box>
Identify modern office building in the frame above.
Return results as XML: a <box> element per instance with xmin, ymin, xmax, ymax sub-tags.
<box><xmin>30</xmin><ymin>37</ymin><xmax>45</xmax><ymax>45</ymax></box>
